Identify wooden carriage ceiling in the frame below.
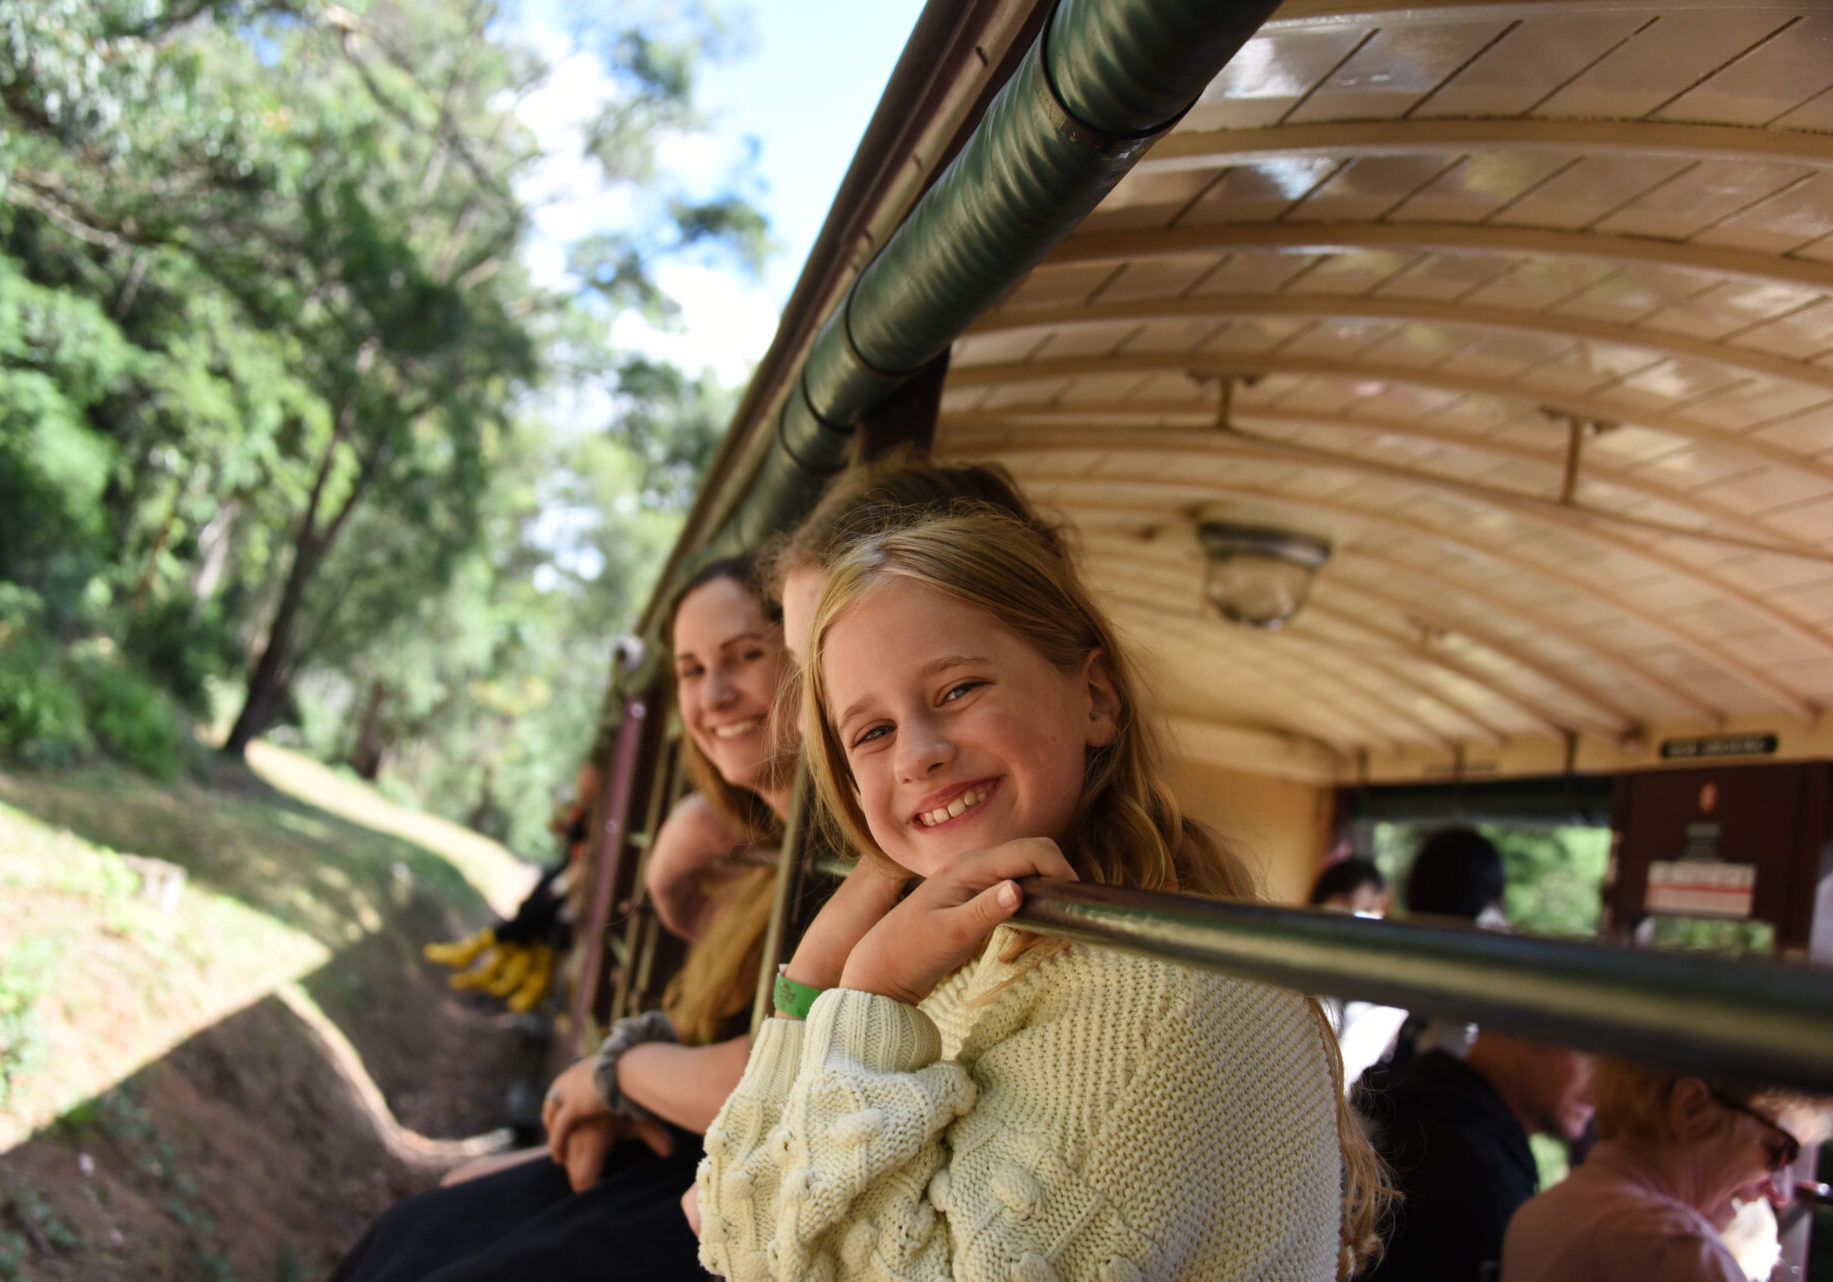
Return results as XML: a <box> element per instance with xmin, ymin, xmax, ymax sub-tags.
<box><xmin>933</xmin><ymin>0</ymin><xmax>1833</xmax><ymax>785</ymax></box>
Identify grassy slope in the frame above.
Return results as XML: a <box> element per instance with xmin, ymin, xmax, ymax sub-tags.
<box><xmin>0</xmin><ymin>743</ymin><xmax>538</xmax><ymax>1280</ymax></box>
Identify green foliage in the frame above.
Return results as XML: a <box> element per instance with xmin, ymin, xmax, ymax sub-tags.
<box><xmin>69</xmin><ymin>644</ymin><xmax>189</xmax><ymax>779</ymax></box>
<box><xmin>1372</xmin><ymin>822</ymin><xmax>1611</xmax><ymax>937</ymax></box>
<box><xmin>2</xmin><ymin>0</ymin><xmax>765</xmax><ymax>823</ymax></box>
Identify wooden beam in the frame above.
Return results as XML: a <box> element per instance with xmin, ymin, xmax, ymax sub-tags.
<box><xmin>943</xmin><ymin>405</ymin><xmax>1831</xmax><ymax>561</ymax></box>
<box><xmin>1137</xmin><ymin>118</ymin><xmax>1833</xmax><ymax>175</ymax></box>
<box><xmin>1043</xmin><ymin>222</ymin><xmax>1833</xmax><ymax>298</ymax></box>
<box><xmin>942</xmin><ymin>353</ymin><xmax>1833</xmax><ymax>489</ymax></box>
<box><xmin>968</xmin><ymin>294</ymin><xmax>1833</xmax><ymax>399</ymax></box>
<box><xmin>1008</xmin><ymin>469</ymin><xmax>1819</xmax><ymax>722</ymax></box>
<box><xmin>960</xmin><ymin>427</ymin><xmax>1833</xmax><ymax>666</ymax></box>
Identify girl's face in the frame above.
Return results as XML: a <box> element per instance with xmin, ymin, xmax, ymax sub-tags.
<box><xmin>673</xmin><ymin>576</ymin><xmax>790</xmax><ymax>793</ymax></box>
<box><xmin>820</xmin><ymin>577</ymin><xmax>1117</xmax><ymax>878</ymax></box>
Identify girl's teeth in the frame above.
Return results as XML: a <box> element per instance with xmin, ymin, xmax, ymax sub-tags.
<box><xmin>919</xmin><ymin>785</ymin><xmax>988</xmax><ymax>827</ymax></box>
<box><xmin>713</xmin><ymin>718</ymin><xmax>761</xmax><ymax>740</ymax></box>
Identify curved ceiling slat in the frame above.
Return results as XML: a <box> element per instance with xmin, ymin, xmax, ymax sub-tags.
<box><xmin>957</xmin><ymin>428</ymin><xmax>1833</xmax><ymax>665</ymax></box>
<box><xmin>1102</xmin><ymin>594</ymin><xmax>1397</xmax><ymax>752</ymax></box>
<box><xmin>1005</xmin><ymin>468</ymin><xmax>1820</xmax><ymax>721</ymax></box>
<box><xmin>944</xmin><ymin>354</ymin><xmax>1833</xmax><ymax>488</ymax></box>
<box><xmin>970</xmin><ymin>295</ymin><xmax>1833</xmax><ymax>399</ymax></box>
<box><xmin>1096</xmin><ymin>580</ymin><xmax>1472</xmax><ymax>750</ymax></box>
<box><xmin>1137</xmin><ymin>119</ymin><xmax>1833</xmax><ymax>174</ymax></box>
<box><xmin>1078</xmin><ymin>511</ymin><xmax>1730</xmax><ymax>726</ymax></box>
<box><xmin>1043</xmin><ymin>223</ymin><xmax>1833</xmax><ymax>296</ymax></box>
<box><xmin>1088</xmin><ymin>535</ymin><xmax>1641</xmax><ymax>737</ymax></box>
<box><xmin>1097</xmin><ymin>547</ymin><xmax>1564</xmax><ymax>739</ymax></box>
<box><xmin>944</xmin><ymin>407</ymin><xmax>1832</xmax><ymax>559</ymax></box>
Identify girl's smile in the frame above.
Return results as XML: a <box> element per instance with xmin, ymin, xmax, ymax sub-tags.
<box><xmin>819</xmin><ymin>577</ymin><xmax>1117</xmax><ymax>878</ymax></box>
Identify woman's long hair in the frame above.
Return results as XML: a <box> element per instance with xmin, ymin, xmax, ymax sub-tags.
<box><xmin>657</xmin><ymin>556</ymin><xmax>788</xmax><ymax>1046</ymax></box>
<box><xmin>801</xmin><ymin>510</ymin><xmax>1389</xmax><ymax>1276</ymax></box>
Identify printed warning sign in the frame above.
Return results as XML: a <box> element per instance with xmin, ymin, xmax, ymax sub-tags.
<box><xmin>1645</xmin><ymin>859</ymin><xmax>1756</xmax><ymax>919</ymax></box>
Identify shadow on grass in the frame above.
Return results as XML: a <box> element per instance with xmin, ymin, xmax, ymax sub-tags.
<box><xmin>1</xmin><ymin>931</ymin><xmax>536</xmax><ymax>1281</ymax></box>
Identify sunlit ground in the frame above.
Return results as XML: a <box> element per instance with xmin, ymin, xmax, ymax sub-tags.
<box><xmin>0</xmin><ymin>744</ymin><xmax>535</xmax><ymax>1149</ymax></box>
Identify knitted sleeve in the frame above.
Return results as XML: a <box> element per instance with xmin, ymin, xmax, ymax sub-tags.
<box><xmin>696</xmin><ymin>988</ymin><xmax>976</xmax><ymax>1282</ymax></box>
<box><xmin>697</xmin><ymin>958</ymin><xmax>1340</xmax><ymax>1282</ymax></box>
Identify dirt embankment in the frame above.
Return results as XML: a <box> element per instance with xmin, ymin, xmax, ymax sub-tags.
<box><xmin>0</xmin><ymin>753</ymin><xmax>544</xmax><ymax>1281</ymax></box>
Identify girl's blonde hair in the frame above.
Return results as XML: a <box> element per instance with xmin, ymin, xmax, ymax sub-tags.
<box><xmin>801</xmin><ymin>508</ymin><xmax>1389</xmax><ymax>1275</ymax></box>
<box><xmin>658</xmin><ymin>556</ymin><xmax>789</xmax><ymax>1046</ymax></box>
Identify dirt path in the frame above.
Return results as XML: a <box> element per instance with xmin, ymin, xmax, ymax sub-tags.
<box><xmin>0</xmin><ymin>753</ymin><xmax>545</xmax><ymax>1281</ymax></box>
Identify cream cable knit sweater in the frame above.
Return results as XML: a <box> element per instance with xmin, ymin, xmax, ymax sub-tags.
<box><xmin>696</xmin><ymin>926</ymin><xmax>1342</xmax><ymax>1282</ymax></box>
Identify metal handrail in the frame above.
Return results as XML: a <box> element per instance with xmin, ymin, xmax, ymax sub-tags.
<box><xmin>802</xmin><ymin>855</ymin><xmax>1833</xmax><ymax>1092</ymax></box>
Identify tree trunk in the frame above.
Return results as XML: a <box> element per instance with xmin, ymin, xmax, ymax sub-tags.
<box><xmin>221</xmin><ymin>534</ymin><xmax>320</xmax><ymax>758</ymax></box>
<box><xmin>349</xmin><ymin>680</ymin><xmax>389</xmax><ymax>780</ymax></box>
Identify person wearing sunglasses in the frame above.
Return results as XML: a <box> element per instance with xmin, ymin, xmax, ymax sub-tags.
<box><xmin>1501</xmin><ymin>1057</ymin><xmax>1830</xmax><ymax>1282</ymax></box>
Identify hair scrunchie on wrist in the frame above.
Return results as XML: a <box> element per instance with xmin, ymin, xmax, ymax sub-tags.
<box><xmin>590</xmin><ymin>1010</ymin><xmax>677</xmax><ymax>1118</ymax></box>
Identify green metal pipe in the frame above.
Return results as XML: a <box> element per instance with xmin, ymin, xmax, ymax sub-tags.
<box><xmin>706</xmin><ymin>0</ymin><xmax>1281</xmax><ymax>566</ymax></box>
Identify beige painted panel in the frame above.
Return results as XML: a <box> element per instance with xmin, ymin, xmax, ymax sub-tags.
<box><xmin>1286</xmin><ymin>154</ymin><xmax>1461</xmax><ymax>222</ymax></box>
<box><xmin>1036</xmin><ymin>324</ymin><xmax>1140</xmax><ymax>360</ymax></box>
<box><xmin>1694</xmin><ymin>172</ymin><xmax>1833</xmax><ymax>254</ymax></box>
<box><xmin>1463</xmin><ymin>255</ymin><xmax>1620</xmax><ymax>311</ymax></box>
<box><xmin>1644</xmin><ymin>280</ymin><xmax>1831</xmax><ymax>343</ymax></box>
<box><xmin>1491</xmin><ymin>155</ymin><xmax>1696</xmax><ymax>231</ymax></box>
<box><xmin>1761</xmin><ymin>494</ymin><xmax>1833</xmax><ymax>543</ymax></box>
<box><xmin>1081</xmin><ymin>167</ymin><xmax>1218</xmax><ymax>233</ymax></box>
<box><xmin>1410</xmin><ymin>12</ymin><xmax>1651</xmax><ymax>119</ymax></box>
<box><xmin>1685</xmin><ymin>380</ymin><xmax>1831</xmax><ymax>432</ymax></box>
<box><xmin>1183</xmin><ymin>25</ymin><xmax>1371</xmax><ymax>132</ymax></box>
<box><xmin>1195</xmin><ymin>315</ymin><xmax>1317</xmax><ymax>355</ymax></box>
<box><xmin>1612</xmin><ymin>356</ymin><xmax>1748</xmax><ymax>407</ymax></box>
<box><xmin>1285</xmin><ymin>248</ymin><xmax>1423</xmax><ymax>294</ymax></box>
<box><xmin>1009</xmin><ymin>261</ymin><xmax>1127</xmax><ymax>310</ymax></box>
<box><xmin>1376</xmin><ymin>252</ymin><xmax>1516</xmax><ymax>302</ymax></box>
<box><xmin>1728</xmin><ymin>298</ymin><xmax>1833</xmax><ymax>361</ymax></box>
<box><xmin>1776</xmin><ymin>84</ymin><xmax>1833</xmax><ymax>132</ymax></box>
<box><xmin>1747</xmin><ymin>405</ymin><xmax>1833</xmax><ymax>455</ymax></box>
<box><xmin>1098</xmin><ymin>253</ymin><xmax>1229</xmax><ymax>303</ymax></box>
<box><xmin>1187</xmin><ymin>249</ymin><xmax>1323</xmax><ymax>296</ymax></box>
<box><xmin>1534</xmin><ymin>12</ymin><xmax>1796</xmax><ymax>121</ymax></box>
<box><xmin>1277</xmin><ymin>317</ymin><xmax>1397</xmax><ymax>359</ymax></box>
<box><xmin>1287</xmin><ymin>19</ymin><xmax>1511</xmax><ymax>123</ymax></box>
<box><xmin>1552</xmin><ymin>263</ymin><xmax>1721</xmax><ymax>323</ymax></box>
<box><xmin>1654</xmin><ymin>14</ymin><xmax>1833</xmax><ymax>127</ymax></box>
<box><xmin>1389</xmin><ymin>151</ymin><xmax>1574</xmax><ymax>223</ymax></box>
<box><xmin>1594</xmin><ymin>160</ymin><xmax>1816</xmax><ymax>241</ymax></box>
<box><xmin>1693</xmin><ymin>461</ymin><xmax>1832</xmax><ymax>514</ymax></box>
<box><xmin>1181</xmin><ymin>158</ymin><xmax>1343</xmax><ymax>224</ymax></box>
<box><xmin>1117</xmin><ymin>319</ymin><xmax>1231</xmax><ymax>356</ymax></box>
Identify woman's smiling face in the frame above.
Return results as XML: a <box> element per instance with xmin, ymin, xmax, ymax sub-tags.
<box><xmin>673</xmin><ymin>575</ymin><xmax>789</xmax><ymax>792</ymax></box>
<box><xmin>819</xmin><ymin>577</ymin><xmax>1116</xmax><ymax>878</ymax></box>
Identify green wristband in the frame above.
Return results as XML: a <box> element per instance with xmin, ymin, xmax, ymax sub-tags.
<box><xmin>772</xmin><ymin>970</ymin><xmax>824</xmax><ymax>1020</ymax></box>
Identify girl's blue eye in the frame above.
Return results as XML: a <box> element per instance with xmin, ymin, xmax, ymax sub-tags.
<box><xmin>851</xmin><ymin>724</ymin><xmax>890</xmax><ymax>749</ymax></box>
<box><xmin>942</xmin><ymin>681</ymin><xmax>982</xmax><ymax>703</ymax></box>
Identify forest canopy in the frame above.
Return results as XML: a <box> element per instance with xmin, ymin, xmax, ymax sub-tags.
<box><xmin>0</xmin><ymin>0</ymin><xmax>767</xmax><ymax>855</ymax></box>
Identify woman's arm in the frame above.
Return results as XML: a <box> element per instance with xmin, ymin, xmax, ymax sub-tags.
<box><xmin>644</xmin><ymin>792</ymin><xmax>745</xmax><ymax>942</ymax></box>
<box><xmin>617</xmin><ymin>1034</ymin><xmax>754</xmax><ymax>1135</ymax></box>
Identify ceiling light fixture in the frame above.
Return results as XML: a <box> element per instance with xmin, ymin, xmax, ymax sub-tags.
<box><xmin>1196</xmin><ymin>520</ymin><xmax>1332</xmax><ymax>631</ymax></box>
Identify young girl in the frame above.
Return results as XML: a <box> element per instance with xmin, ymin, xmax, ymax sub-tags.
<box><xmin>694</xmin><ymin>509</ymin><xmax>1385</xmax><ymax>1281</ymax></box>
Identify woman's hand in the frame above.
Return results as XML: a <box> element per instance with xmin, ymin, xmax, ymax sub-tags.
<box><xmin>779</xmin><ymin>855</ymin><xmax>910</xmax><ymax>1000</ymax></box>
<box><xmin>840</xmin><ymin>837</ymin><xmax>1077</xmax><ymax>1005</ymax></box>
<box><xmin>542</xmin><ymin>1058</ymin><xmax>673</xmax><ymax>1182</ymax></box>
<box><xmin>644</xmin><ymin>793</ymin><xmax>744</xmax><ymax>942</ymax></box>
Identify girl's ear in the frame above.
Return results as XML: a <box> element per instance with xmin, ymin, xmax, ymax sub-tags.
<box><xmin>1078</xmin><ymin>649</ymin><xmax>1122</xmax><ymax>749</ymax></box>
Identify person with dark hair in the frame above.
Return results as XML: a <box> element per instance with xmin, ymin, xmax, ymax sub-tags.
<box><xmin>1308</xmin><ymin>855</ymin><xmax>1389</xmax><ymax>915</ymax></box>
<box><xmin>1361</xmin><ymin>1032</ymin><xmax>1594</xmax><ymax>1282</ymax></box>
<box><xmin>1405</xmin><ymin>825</ymin><xmax>1507</xmax><ymax>924</ymax></box>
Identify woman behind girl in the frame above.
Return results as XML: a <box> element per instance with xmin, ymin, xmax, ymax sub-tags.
<box><xmin>331</xmin><ymin>555</ymin><xmax>790</xmax><ymax>1282</ymax></box>
<box><xmin>695</xmin><ymin>508</ymin><xmax>1386</xmax><ymax>1281</ymax></box>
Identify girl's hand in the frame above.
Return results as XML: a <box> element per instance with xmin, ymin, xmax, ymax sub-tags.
<box><xmin>840</xmin><ymin>837</ymin><xmax>1077</xmax><ymax>1005</ymax></box>
<box><xmin>779</xmin><ymin>856</ymin><xmax>910</xmax><ymax>1000</ymax></box>
<box><xmin>543</xmin><ymin>1057</ymin><xmax>674</xmax><ymax>1189</ymax></box>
